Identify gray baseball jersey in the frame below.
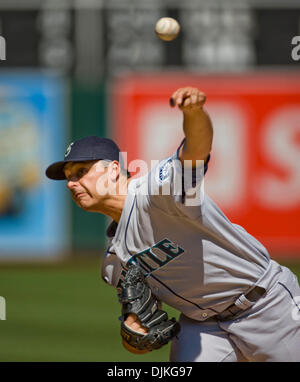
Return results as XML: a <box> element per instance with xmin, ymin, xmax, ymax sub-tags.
<box><xmin>102</xmin><ymin>141</ymin><xmax>276</xmax><ymax>322</ymax></box>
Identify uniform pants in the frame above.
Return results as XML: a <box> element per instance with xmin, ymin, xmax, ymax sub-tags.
<box><xmin>170</xmin><ymin>265</ymin><xmax>300</xmax><ymax>362</ymax></box>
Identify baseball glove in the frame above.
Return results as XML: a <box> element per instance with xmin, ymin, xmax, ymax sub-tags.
<box><xmin>119</xmin><ymin>265</ymin><xmax>180</xmax><ymax>352</ymax></box>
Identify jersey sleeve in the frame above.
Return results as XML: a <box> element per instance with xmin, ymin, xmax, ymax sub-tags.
<box><xmin>146</xmin><ymin>138</ymin><xmax>210</xmax><ymax>212</ymax></box>
<box><xmin>101</xmin><ymin>246</ymin><xmax>123</xmax><ymax>288</ymax></box>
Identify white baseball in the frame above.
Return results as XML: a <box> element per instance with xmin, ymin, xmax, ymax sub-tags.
<box><xmin>155</xmin><ymin>17</ymin><xmax>180</xmax><ymax>42</ymax></box>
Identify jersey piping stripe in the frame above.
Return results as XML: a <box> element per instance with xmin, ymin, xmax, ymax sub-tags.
<box><xmin>104</xmin><ymin>244</ymin><xmax>116</xmax><ymax>256</ymax></box>
<box><xmin>278</xmin><ymin>282</ymin><xmax>300</xmax><ymax>312</ymax></box>
<box><xmin>124</xmin><ymin>195</ymin><xmax>217</xmax><ymax>313</ymax></box>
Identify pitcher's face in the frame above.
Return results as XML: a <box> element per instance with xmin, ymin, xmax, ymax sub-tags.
<box><xmin>64</xmin><ymin>160</ymin><xmax>108</xmax><ymax>211</ymax></box>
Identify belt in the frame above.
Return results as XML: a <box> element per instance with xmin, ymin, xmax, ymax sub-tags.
<box><xmin>217</xmin><ymin>286</ymin><xmax>266</xmax><ymax>321</ymax></box>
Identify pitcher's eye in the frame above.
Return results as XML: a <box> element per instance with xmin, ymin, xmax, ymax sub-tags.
<box><xmin>76</xmin><ymin>168</ymin><xmax>88</xmax><ymax>178</ymax></box>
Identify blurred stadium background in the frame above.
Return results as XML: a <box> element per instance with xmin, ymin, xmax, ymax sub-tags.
<box><xmin>0</xmin><ymin>0</ymin><xmax>300</xmax><ymax>362</ymax></box>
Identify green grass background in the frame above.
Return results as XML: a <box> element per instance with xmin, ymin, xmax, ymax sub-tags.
<box><xmin>0</xmin><ymin>258</ymin><xmax>299</xmax><ymax>362</ymax></box>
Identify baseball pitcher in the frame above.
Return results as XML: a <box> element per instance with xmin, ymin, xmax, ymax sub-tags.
<box><xmin>46</xmin><ymin>87</ymin><xmax>300</xmax><ymax>361</ymax></box>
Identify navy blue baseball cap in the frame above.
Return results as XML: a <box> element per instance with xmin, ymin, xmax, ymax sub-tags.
<box><xmin>45</xmin><ymin>136</ymin><xmax>125</xmax><ymax>180</ymax></box>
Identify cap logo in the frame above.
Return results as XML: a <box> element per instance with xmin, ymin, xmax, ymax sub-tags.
<box><xmin>158</xmin><ymin>158</ymin><xmax>172</xmax><ymax>183</ymax></box>
<box><xmin>64</xmin><ymin>142</ymin><xmax>74</xmax><ymax>157</ymax></box>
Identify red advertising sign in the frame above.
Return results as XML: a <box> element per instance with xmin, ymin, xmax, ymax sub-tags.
<box><xmin>110</xmin><ymin>73</ymin><xmax>300</xmax><ymax>257</ymax></box>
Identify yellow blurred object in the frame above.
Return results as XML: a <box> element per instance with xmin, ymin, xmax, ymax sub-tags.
<box><xmin>20</xmin><ymin>162</ymin><xmax>40</xmax><ymax>189</ymax></box>
<box><xmin>0</xmin><ymin>184</ymin><xmax>12</xmax><ymax>213</ymax></box>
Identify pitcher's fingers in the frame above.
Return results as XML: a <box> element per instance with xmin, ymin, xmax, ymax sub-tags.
<box><xmin>176</xmin><ymin>88</ymin><xmax>192</xmax><ymax>106</ymax></box>
<box><xmin>182</xmin><ymin>97</ymin><xmax>192</xmax><ymax>107</ymax></box>
<box><xmin>190</xmin><ymin>88</ymin><xmax>199</xmax><ymax>104</ymax></box>
<box><xmin>169</xmin><ymin>89</ymin><xmax>181</xmax><ymax>107</ymax></box>
<box><xmin>131</xmin><ymin>321</ymin><xmax>148</xmax><ymax>334</ymax></box>
<box><xmin>198</xmin><ymin>91</ymin><xmax>206</xmax><ymax>105</ymax></box>
<box><xmin>170</xmin><ymin>87</ymin><xmax>191</xmax><ymax>107</ymax></box>
<box><xmin>125</xmin><ymin>313</ymin><xmax>137</xmax><ymax>325</ymax></box>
